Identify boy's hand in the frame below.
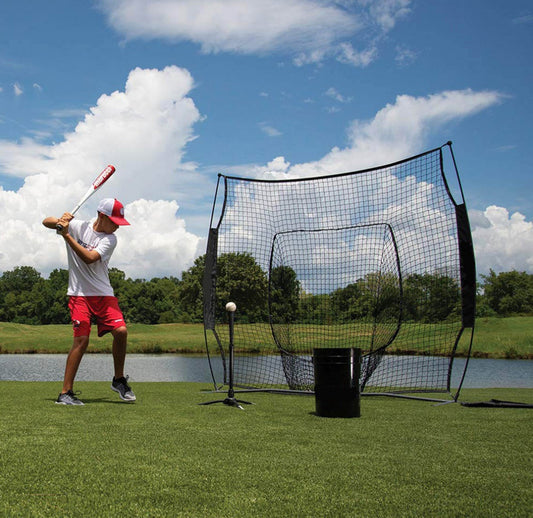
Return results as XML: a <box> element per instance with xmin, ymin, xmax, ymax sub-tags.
<box><xmin>57</xmin><ymin>217</ymin><xmax>70</xmax><ymax>236</ymax></box>
<box><xmin>55</xmin><ymin>212</ymin><xmax>74</xmax><ymax>235</ymax></box>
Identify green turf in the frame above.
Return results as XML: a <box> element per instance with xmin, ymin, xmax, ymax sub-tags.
<box><xmin>1</xmin><ymin>316</ymin><xmax>533</xmax><ymax>358</ymax></box>
<box><xmin>468</xmin><ymin>316</ymin><xmax>533</xmax><ymax>358</ymax></box>
<box><xmin>0</xmin><ymin>382</ymin><xmax>531</xmax><ymax>517</ymax></box>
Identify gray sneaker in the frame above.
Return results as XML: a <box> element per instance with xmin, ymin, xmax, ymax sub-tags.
<box><xmin>56</xmin><ymin>390</ymin><xmax>84</xmax><ymax>406</ymax></box>
<box><xmin>111</xmin><ymin>375</ymin><xmax>136</xmax><ymax>402</ymax></box>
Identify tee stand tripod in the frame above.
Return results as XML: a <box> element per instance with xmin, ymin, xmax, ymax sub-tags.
<box><xmin>200</xmin><ymin>303</ymin><xmax>253</xmax><ymax>410</ymax></box>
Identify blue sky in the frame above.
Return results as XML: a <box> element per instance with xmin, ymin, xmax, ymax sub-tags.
<box><xmin>0</xmin><ymin>0</ymin><xmax>532</xmax><ymax>278</ymax></box>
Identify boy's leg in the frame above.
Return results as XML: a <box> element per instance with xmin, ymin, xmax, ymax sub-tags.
<box><xmin>95</xmin><ymin>297</ymin><xmax>127</xmax><ymax>378</ymax></box>
<box><xmin>61</xmin><ymin>335</ymin><xmax>90</xmax><ymax>393</ymax></box>
<box><xmin>110</xmin><ymin>326</ymin><xmax>136</xmax><ymax>401</ymax></box>
<box><xmin>111</xmin><ymin>326</ymin><xmax>127</xmax><ymax>379</ymax></box>
<box><xmin>95</xmin><ymin>297</ymin><xmax>135</xmax><ymax>401</ymax></box>
<box><xmin>62</xmin><ymin>296</ymin><xmax>92</xmax><ymax>394</ymax></box>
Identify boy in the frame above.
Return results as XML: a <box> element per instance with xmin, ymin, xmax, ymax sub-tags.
<box><xmin>43</xmin><ymin>198</ymin><xmax>136</xmax><ymax>405</ymax></box>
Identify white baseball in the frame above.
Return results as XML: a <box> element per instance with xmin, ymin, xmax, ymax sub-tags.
<box><xmin>225</xmin><ymin>302</ymin><xmax>237</xmax><ymax>312</ymax></box>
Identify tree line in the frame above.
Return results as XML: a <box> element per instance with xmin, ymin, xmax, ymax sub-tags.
<box><xmin>0</xmin><ymin>257</ymin><xmax>532</xmax><ymax>325</ymax></box>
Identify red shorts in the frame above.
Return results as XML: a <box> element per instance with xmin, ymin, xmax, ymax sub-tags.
<box><xmin>68</xmin><ymin>296</ymin><xmax>126</xmax><ymax>337</ymax></box>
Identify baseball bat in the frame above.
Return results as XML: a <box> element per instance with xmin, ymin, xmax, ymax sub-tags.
<box><xmin>56</xmin><ymin>165</ymin><xmax>116</xmax><ymax>233</ymax></box>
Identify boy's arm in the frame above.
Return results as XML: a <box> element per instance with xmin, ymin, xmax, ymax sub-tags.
<box><xmin>42</xmin><ymin>216</ymin><xmax>60</xmax><ymax>229</ymax></box>
<box><xmin>62</xmin><ymin>233</ymin><xmax>101</xmax><ymax>264</ymax></box>
<box><xmin>43</xmin><ymin>213</ymin><xmax>101</xmax><ymax>264</ymax></box>
<box><xmin>42</xmin><ymin>212</ymin><xmax>73</xmax><ymax>229</ymax></box>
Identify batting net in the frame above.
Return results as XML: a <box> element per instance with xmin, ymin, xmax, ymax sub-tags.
<box><xmin>203</xmin><ymin>143</ymin><xmax>475</xmax><ymax>401</ymax></box>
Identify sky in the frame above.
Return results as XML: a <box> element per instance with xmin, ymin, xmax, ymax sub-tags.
<box><xmin>0</xmin><ymin>0</ymin><xmax>532</xmax><ymax>280</ymax></box>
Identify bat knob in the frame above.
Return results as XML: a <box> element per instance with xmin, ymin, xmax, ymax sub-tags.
<box><xmin>56</xmin><ymin>223</ymin><xmax>64</xmax><ymax>235</ymax></box>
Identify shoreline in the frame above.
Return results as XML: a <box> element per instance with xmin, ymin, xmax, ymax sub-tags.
<box><xmin>1</xmin><ymin>348</ymin><xmax>531</xmax><ymax>360</ymax></box>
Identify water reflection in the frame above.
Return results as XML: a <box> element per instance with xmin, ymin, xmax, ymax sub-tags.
<box><xmin>0</xmin><ymin>354</ymin><xmax>531</xmax><ymax>388</ymax></box>
<box><xmin>0</xmin><ymin>354</ymin><xmax>223</xmax><ymax>383</ymax></box>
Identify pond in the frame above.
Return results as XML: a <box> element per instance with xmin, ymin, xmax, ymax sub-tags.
<box><xmin>0</xmin><ymin>354</ymin><xmax>531</xmax><ymax>388</ymax></box>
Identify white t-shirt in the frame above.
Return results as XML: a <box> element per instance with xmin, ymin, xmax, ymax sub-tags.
<box><xmin>65</xmin><ymin>219</ymin><xmax>117</xmax><ymax>296</ymax></box>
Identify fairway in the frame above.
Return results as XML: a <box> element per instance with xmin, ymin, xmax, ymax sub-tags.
<box><xmin>1</xmin><ymin>317</ymin><xmax>533</xmax><ymax>358</ymax></box>
<box><xmin>0</xmin><ymin>383</ymin><xmax>531</xmax><ymax>517</ymax></box>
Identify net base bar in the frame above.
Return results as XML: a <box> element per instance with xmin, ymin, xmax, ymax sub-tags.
<box><xmin>224</xmin><ymin>387</ymin><xmax>456</xmax><ymax>403</ymax></box>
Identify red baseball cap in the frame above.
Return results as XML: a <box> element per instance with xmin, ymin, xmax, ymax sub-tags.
<box><xmin>97</xmin><ymin>198</ymin><xmax>130</xmax><ymax>226</ymax></box>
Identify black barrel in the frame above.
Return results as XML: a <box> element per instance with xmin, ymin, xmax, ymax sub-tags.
<box><xmin>313</xmin><ymin>348</ymin><xmax>361</xmax><ymax>418</ymax></box>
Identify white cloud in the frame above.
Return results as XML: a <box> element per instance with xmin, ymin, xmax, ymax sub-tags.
<box><xmin>113</xmin><ymin>199</ymin><xmax>202</xmax><ymax>279</ymax></box>
<box><xmin>49</xmin><ymin>108</ymin><xmax>88</xmax><ymax>119</ymax></box>
<box><xmin>266</xmin><ymin>156</ymin><xmax>290</xmax><ymax>173</ymax></box>
<box><xmin>217</xmin><ymin>158</ymin><xmax>460</xmax><ymax>286</ymax></box>
<box><xmin>98</xmin><ymin>0</ymin><xmax>411</xmax><ymax>67</ymax></box>
<box><xmin>259</xmin><ymin>122</ymin><xmax>282</xmax><ymax>137</ymax></box>
<box><xmin>335</xmin><ymin>42</ymin><xmax>377</xmax><ymax>67</ymax></box>
<box><xmin>240</xmin><ymin>88</ymin><xmax>527</xmax><ymax>275</ymax></box>
<box><xmin>512</xmin><ymin>13</ymin><xmax>533</xmax><ymax>25</ymax></box>
<box><xmin>359</xmin><ymin>0</ymin><xmax>411</xmax><ymax>32</ymax></box>
<box><xmin>395</xmin><ymin>45</ymin><xmax>417</xmax><ymax>67</ymax></box>
<box><xmin>13</xmin><ymin>82</ymin><xmax>23</xmax><ymax>96</ymax></box>
<box><xmin>0</xmin><ymin>138</ymin><xmax>53</xmax><ymax>177</ymax></box>
<box><xmin>495</xmin><ymin>144</ymin><xmax>517</xmax><ymax>152</ymax></box>
<box><xmin>255</xmin><ymin>89</ymin><xmax>504</xmax><ymax>179</ymax></box>
<box><xmin>325</xmin><ymin>87</ymin><xmax>352</xmax><ymax>103</ymax></box>
<box><xmin>99</xmin><ymin>0</ymin><xmax>357</xmax><ymax>53</ymax></box>
<box><xmin>0</xmin><ymin>66</ymin><xmax>205</xmax><ymax>279</ymax></box>
<box><xmin>471</xmin><ymin>206</ymin><xmax>533</xmax><ymax>274</ymax></box>
<box><xmin>1</xmin><ymin>76</ymin><xmax>522</xmax><ymax>280</ymax></box>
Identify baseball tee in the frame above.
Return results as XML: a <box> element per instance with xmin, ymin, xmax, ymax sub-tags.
<box><xmin>65</xmin><ymin>219</ymin><xmax>117</xmax><ymax>296</ymax></box>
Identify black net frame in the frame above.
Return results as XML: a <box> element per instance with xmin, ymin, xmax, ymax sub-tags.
<box><xmin>203</xmin><ymin>142</ymin><xmax>475</xmax><ymax>402</ymax></box>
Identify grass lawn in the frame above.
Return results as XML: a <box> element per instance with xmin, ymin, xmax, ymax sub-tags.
<box><xmin>469</xmin><ymin>316</ymin><xmax>533</xmax><ymax>358</ymax></box>
<box><xmin>0</xmin><ymin>383</ymin><xmax>531</xmax><ymax>517</ymax></box>
<box><xmin>0</xmin><ymin>322</ymin><xmax>217</xmax><ymax>355</ymax></box>
<box><xmin>0</xmin><ymin>316</ymin><xmax>533</xmax><ymax>358</ymax></box>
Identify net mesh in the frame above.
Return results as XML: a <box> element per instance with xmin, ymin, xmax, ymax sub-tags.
<box><xmin>204</xmin><ymin>144</ymin><xmax>475</xmax><ymax>397</ymax></box>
